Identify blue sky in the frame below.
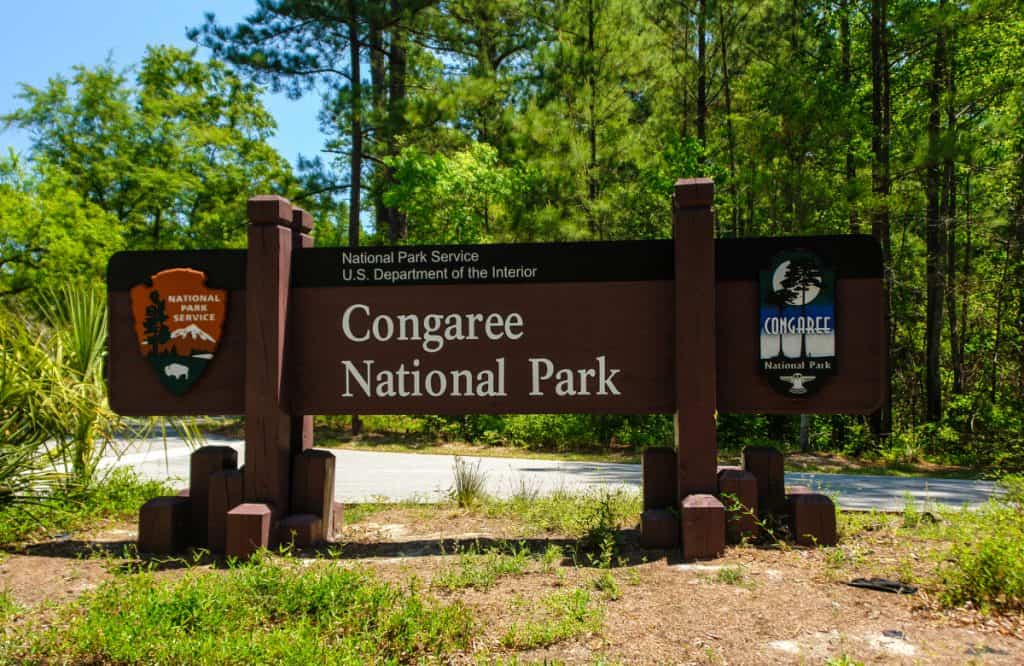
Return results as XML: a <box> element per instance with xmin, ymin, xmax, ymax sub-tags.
<box><xmin>0</xmin><ymin>0</ymin><xmax>323</xmax><ymax>168</ymax></box>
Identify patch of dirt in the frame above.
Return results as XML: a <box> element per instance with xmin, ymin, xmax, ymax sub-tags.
<box><xmin>2</xmin><ymin>509</ymin><xmax>1022</xmax><ymax>664</ymax></box>
<box><xmin>0</xmin><ymin>523</ymin><xmax>136</xmax><ymax>608</ymax></box>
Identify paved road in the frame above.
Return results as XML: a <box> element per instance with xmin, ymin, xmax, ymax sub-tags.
<box><xmin>101</xmin><ymin>436</ymin><xmax>999</xmax><ymax>511</ymax></box>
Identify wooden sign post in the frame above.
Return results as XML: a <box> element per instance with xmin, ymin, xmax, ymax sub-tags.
<box><xmin>111</xmin><ymin>178</ymin><xmax>886</xmax><ymax>560</ymax></box>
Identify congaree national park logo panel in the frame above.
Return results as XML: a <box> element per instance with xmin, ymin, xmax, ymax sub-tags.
<box><xmin>129</xmin><ymin>268</ymin><xmax>227</xmax><ymax>395</ymax></box>
<box><xmin>758</xmin><ymin>250</ymin><xmax>836</xmax><ymax>397</ymax></box>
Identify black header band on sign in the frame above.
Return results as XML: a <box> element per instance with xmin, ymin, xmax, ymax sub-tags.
<box><xmin>105</xmin><ymin>235</ymin><xmax>882</xmax><ymax>290</ymax></box>
<box><xmin>716</xmin><ymin>235</ymin><xmax>882</xmax><ymax>281</ymax></box>
<box><xmin>107</xmin><ymin>250</ymin><xmax>247</xmax><ymax>290</ymax></box>
<box><xmin>291</xmin><ymin>240</ymin><xmax>674</xmax><ymax>287</ymax></box>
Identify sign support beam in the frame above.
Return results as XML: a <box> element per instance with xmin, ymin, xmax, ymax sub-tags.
<box><xmin>673</xmin><ymin>178</ymin><xmax>719</xmax><ymax>499</ymax></box>
<box><xmin>244</xmin><ymin>196</ymin><xmax>295</xmax><ymax>520</ymax></box>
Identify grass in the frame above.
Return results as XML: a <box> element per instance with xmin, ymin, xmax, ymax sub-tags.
<box><xmin>0</xmin><ymin>468</ymin><xmax>173</xmax><ymax>546</ymax></box>
<box><xmin>500</xmin><ymin>588</ymin><xmax>604</xmax><ymax>650</ymax></box>
<box><xmin>834</xmin><ymin>475</ymin><xmax>1024</xmax><ymax>613</ymax></box>
<box><xmin>485</xmin><ymin>487</ymin><xmax>641</xmax><ymax>540</ymax></box>
<box><xmin>450</xmin><ymin>455</ymin><xmax>488</xmax><ymax>507</ymax></box>
<box><xmin>433</xmin><ymin>541</ymin><xmax>532</xmax><ymax>591</ymax></box>
<box><xmin>3</xmin><ymin>553</ymin><xmax>475</xmax><ymax>664</ymax></box>
<box><xmin>0</xmin><ymin>589</ymin><xmax>19</xmax><ymax>620</ymax></box>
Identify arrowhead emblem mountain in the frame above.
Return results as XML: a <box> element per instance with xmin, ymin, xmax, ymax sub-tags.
<box><xmin>171</xmin><ymin>323</ymin><xmax>216</xmax><ymax>343</ymax></box>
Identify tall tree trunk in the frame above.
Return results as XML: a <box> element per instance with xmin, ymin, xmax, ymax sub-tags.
<box><xmin>348</xmin><ymin>10</ymin><xmax>362</xmax><ymax>249</ymax></box>
<box><xmin>718</xmin><ymin>0</ymin><xmax>739</xmax><ymax>237</ymax></box>
<box><xmin>841</xmin><ymin>0</ymin><xmax>858</xmax><ymax>234</ymax></box>
<box><xmin>349</xmin><ymin>5</ymin><xmax>364</xmax><ymax>438</ymax></box>
<box><xmin>586</xmin><ymin>0</ymin><xmax>600</xmax><ymax>238</ymax></box>
<box><xmin>944</xmin><ymin>43</ymin><xmax>962</xmax><ymax>395</ymax></box>
<box><xmin>386</xmin><ymin>11</ymin><xmax>408</xmax><ymax>244</ymax></box>
<box><xmin>870</xmin><ymin>0</ymin><xmax>893</xmax><ymax>440</ymax></box>
<box><xmin>799</xmin><ymin>414</ymin><xmax>811</xmax><ymax>453</ymax></box>
<box><xmin>924</xmin><ymin>8</ymin><xmax>946</xmax><ymax>423</ymax></box>
<box><xmin>696</xmin><ymin>0</ymin><xmax>708</xmax><ymax>158</ymax></box>
<box><xmin>369</xmin><ymin>20</ymin><xmax>387</xmax><ymax>236</ymax></box>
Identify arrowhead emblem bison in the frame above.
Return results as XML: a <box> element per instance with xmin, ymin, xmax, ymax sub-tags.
<box><xmin>130</xmin><ymin>268</ymin><xmax>227</xmax><ymax>395</ymax></box>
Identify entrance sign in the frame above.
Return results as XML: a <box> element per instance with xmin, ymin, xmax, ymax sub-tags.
<box><xmin>108</xmin><ymin>237</ymin><xmax>883</xmax><ymax>415</ymax></box>
<box><xmin>109</xmin><ymin>180</ymin><xmax>886</xmax><ymax>559</ymax></box>
<box><xmin>758</xmin><ymin>250</ymin><xmax>836</xmax><ymax>397</ymax></box>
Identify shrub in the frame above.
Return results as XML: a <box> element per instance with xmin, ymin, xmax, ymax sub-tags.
<box><xmin>938</xmin><ymin>481</ymin><xmax>1024</xmax><ymax>612</ymax></box>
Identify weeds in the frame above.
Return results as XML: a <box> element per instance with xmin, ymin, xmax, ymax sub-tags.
<box><xmin>938</xmin><ymin>500</ymin><xmax>1024</xmax><ymax>612</ymax></box>
<box><xmin>3</xmin><ymin>556</ymin><xmax>475</xmax><ymax>664</ymax></box>
<box><xmin>450</xmin><ymin>456</ymin><xmax>488</xmax><ymax>507</ymax></box>
<box><xmin>433</xmin><ymin>541</ymin><xmax>530</xmax><ymax>591</ymax></box>
<box><xmin>0</xmin><ymin>590</ymin><xmax>18</xmax><ymax>620</ymax></box>
<box><xmin>501</xmin><ymin>588</ymin><xmax>603</xmax><ymax>649</ymax></box>
<box><xmin>0</xmin><ymin>468</ymin><xmax>172</xmax><ymax>545</ymax></box>
<box><xmin>713</xmin><ymin>565</ymin><xmax>747</xmax><ymax>586</ymax></box>
<box><xmin>486</xmin><ymin>488</ymin><xmax>641</xmax><ymax>539</ymax></box>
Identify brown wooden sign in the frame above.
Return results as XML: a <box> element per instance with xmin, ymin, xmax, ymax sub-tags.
<box><xmin>113</xmin><ymin>180</ymin><xmax>886</xmax><ymax>559</ymax></box>
<box><xmin>107</xmin><ymin>237</ymin><xmax>883</xmax><ymax>416</ymax></box>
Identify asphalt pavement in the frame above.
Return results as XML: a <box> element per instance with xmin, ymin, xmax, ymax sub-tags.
<box><xmin>100</xmin><ymin>435</ymin><xmax>999</xmax><ymax>512</ymax></box>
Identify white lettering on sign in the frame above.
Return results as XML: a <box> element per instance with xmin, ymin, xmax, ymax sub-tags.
<box><xmin>528</xmin><ymin>356</ymin><xmax>621</xmax><ymax>397</ymax></box>
<box><xmin>340</xmin><ymin>304</ymin><xmax>524</xmax><ymax>353</ymax></box>
<box><xmin>341</xmin><ymin>358</ymin><xmax>507</xmax><ymax>398</ymax></box>
<box><xmin>761</xmin><ymin>316</ymin><xmax>832</xmax><ymax>335</ymax></box>
<box><xmin>337</xmin><ymin>305</ymin><xmax>622</xmax><ymax>402</ymax></box>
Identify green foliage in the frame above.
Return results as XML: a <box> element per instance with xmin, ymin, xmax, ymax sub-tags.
<box><xmin>433</xmin><ymin>541</ymin><xmax>531</xmax><ymax>591</ymax></box>
<box><xmin>501</xmin><ymin>588</ymin><xmax>603</xmax><ymax>650</ymax></box>
<box><xmin>936</xmin><ymin>480</ymin><xmax>1024</xmax><ymax>612</ymax></box>
<box><xmin>384</xmin><ymin>143</ymin><xmax>524</xmax><ymax>244</ymax></box>
<box><xmin>487</xmin><ymin>487</ymin><xmax>641</xmax><ymax>541</ymax></box>
<box><xmin>0</xmin><ymin>468</ymin><xmax>172</xmax><ymax>546</ymax></box>
<box><xmin>4</xmin><ymin>556</ymin><xmax>474</xmax><ymax>664</ymax></box>
<box><xmin>0</xmin><ymin>154</ymin><xmax>121</xmax><ymax>295</ymax></box>
<box><xmin>3</xmin><ymin>46</ymin><xmax>294</xmax><ymax>252</ymax></box>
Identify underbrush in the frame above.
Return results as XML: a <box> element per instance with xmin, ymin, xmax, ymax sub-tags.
<box><xmin>837</xmin><ymin>476</ymin><xmax>1024</xmax><ymax>614</ymax></box>
<box><xmin>937</xmin><ymin>475</ymin><xmax>1024</xmax><ymax>612</ymax></box>
<box><xmin>0</xmin><ymin>468</ymin><xmax>171</xmax><ymax>546</ymax></box>
<box><xmin>3</xmin><ymin>553</ymin><xmax>475</xmax><ymax>664</ymax></box>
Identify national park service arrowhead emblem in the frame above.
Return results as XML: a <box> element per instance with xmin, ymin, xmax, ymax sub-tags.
<box><xmin>759</xmin><ymin>250</ymin><xmax>836</xmax><ymax>397</ymax></box>
<box><xmin>129</xmin><ymin>268</ymin><xmax>227</xmax><ymax>395</ymax></box>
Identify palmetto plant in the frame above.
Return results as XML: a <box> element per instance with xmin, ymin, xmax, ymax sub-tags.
<box><xmin>1</xmin><ymin>285</ymin><xmax>200</xmax><ymax>505</ymax></box>
<box><xmin>0</xmin><ymin>309</ymin><xmax>70</xmax><ymax>506</ymax></box>
<box><xmin>33</xmin><ymin>284</ymin><xmax>117</xmax><ymax>485</ymax></box>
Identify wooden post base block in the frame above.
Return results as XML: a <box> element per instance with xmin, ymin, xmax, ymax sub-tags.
<box><xmin>642</xmin><ymin>448</ymin><xmax>677</xmax><ymax>510</ymax></box>
<box><xmin>329</xmin><ymin>501</ymin><xmax>344</xmax><ymax>539</ymax></box>
<box><xmin>787</xmin><ymin>493</ymin><xmax>837</xmax><ymax>547</ymax></box>
<box><xmin>189</xmin><ymin>445</ymin><xmax>239</xmax><ymax>546</ymax></box>
<box><xmin>278</xmin><ymin>514</ymin><xmax>323</xmax><ymax>547</ymax></box>
<box><xmin>226</xmin><ymin>503</ymin><xmax>272</xmax><ymax>560</ymax></box>
<box><xmin>680</xmin><ymin>494</ymin><xmax>726</xmax><ymax>560</ymax></box>
<box><xmin>743</xmin><ymin>446</ymin><xmax>785</xmax><ymax>517</ymax></box>
<box><xmin>208</xmin><ymin>469</ymin><xmax>244</xmax><ymax>553</ymax></box>
<box><xmin>717</xmin><ymin>469</ymin><xmax>759</xmax><ymax>544</ymax></box>
<box><xmin>640</xmin><ymin>509</ymin><xmax>680</xmax><ymax>549</ymax></box>
<box><xmin>291</xmin><ymin>449</ymin><xmax>335</xmax><ymax>542</ymax></box>
<box><xmin>138</xmin><ymin>496</ymin><xmax>191</xmax><ymax>554</ymax></box>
